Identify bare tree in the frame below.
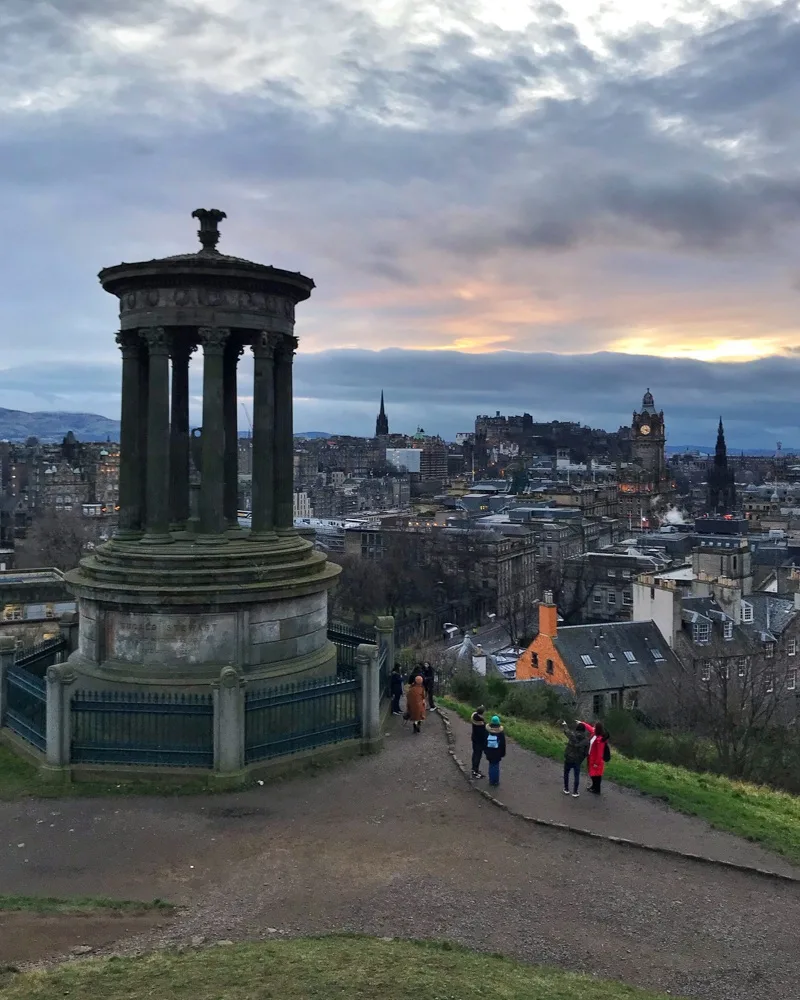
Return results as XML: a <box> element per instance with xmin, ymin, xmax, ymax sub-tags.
<box><xmin>327</xmin><ymin>552</ymin><xmax>386</xmax><ymax>621</ymax></box>
<box><xmin>652</xmin><ymin>642</ymin><xmax>794</xmax><ymax>779</ymax></box>
<box><xmin>540</xmin><ymin>555</ymin><xmax>603</xmax><ymax>625</ymax></box>
<box><xmin>18</xmin><ymin>510</ymin><xmax>104</xmax><ymax>571</ymax></box>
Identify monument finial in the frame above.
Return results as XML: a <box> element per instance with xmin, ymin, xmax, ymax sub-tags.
<box><xmin>191</xmin><ymin>208</ymin><xmax>227</xmax><ymax>252</ymax></box>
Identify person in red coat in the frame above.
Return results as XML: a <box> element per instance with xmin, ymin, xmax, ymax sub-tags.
<box><xmin>579</xmin><ymin>720</ymin><xmax>609</xmax><ymax>795</ymax></box>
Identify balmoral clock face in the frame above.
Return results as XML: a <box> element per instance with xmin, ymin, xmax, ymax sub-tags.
<box><xmin>640</xmin><ymin>424</ymin><xmax>651</xmax><ymax>435</ymax></box>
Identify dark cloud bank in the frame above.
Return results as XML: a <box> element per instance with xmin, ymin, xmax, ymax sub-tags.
<box><xmin>0</xmin><ymin>350</ymin><xmax>796</xmax><ymax>451</ymax></box>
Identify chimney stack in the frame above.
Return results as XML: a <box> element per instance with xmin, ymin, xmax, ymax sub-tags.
<box><xmin>539</xmin><ymin>592</ymin><xmax>558</xmax><ymax>639</ymax></box>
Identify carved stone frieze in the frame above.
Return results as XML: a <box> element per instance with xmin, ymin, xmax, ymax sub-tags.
<box><xmin>119</xmin><ymin>287</ymin><xmax>292</xmax><ymax>318</ymax></box>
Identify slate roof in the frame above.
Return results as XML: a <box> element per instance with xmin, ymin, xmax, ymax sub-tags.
<box><xmin>553</xmin><ymin>620</ymin><xmax>679</xmax><ymax>693</ymax></box>
<box><xmin>742</xmin><ymin>592</ymin><xmax>797</xmax><ymax>639</ymax></box>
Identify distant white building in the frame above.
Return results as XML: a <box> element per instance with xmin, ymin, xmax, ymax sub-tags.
<box><xmin>293</xmin><ymin>491</ymin><xmax>313</xmax><ymax>519</ymax></box>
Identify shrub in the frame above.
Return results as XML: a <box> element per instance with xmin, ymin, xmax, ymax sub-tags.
<box><xmin>486</xmin><ymin>675</ymin><xmax>509</xmax><ymax>704</ymax></box>
<box><xmin>450</xmin><ymin>670</ymin><xmax>488</xmax><ymax>706</ymax></box>
<box><xmin>499</xmin><ymin>683</ymin><xmax>569</xmax><ymax>724</ymax></box>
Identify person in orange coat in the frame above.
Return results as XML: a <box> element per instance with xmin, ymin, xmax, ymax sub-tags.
<box><xmin>579</xmin><ymin>720</ymin><xmax>610</xmax><ymax>794</ymax></box>
<box><xmin>406</xmin><ymin>675</ymin><xmax>427</xmax><ymax>734</ymax></box>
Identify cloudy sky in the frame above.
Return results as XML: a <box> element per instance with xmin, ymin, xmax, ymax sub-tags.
<box><xmin>2</xmin><ymin>0</ymin><xmax>800</xmax><ymax>447</ymax></box>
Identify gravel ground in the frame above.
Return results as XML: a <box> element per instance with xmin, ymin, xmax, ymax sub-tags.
<box><xmin>61</xmin><ymin>714</ymin><xmax>800</xmax><ymax>1000</ymax></box>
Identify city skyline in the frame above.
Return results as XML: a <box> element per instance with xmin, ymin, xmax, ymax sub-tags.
<box><xmin>1</xmin><ymin>2</ymin><xmax>800</xmax><ymax>446</ymax></box>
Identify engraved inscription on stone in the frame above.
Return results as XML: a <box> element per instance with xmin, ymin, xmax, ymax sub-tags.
<box><xmin>106</xmin><ymin>612</ymin><xmax>236</xmax><ymax>666</ymax></box>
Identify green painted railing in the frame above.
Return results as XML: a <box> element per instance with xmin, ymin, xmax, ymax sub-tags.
<box><xmin>5</xmin><ymin>665</ymin><xmax>47</xmax><ymax>752</ymax></box>
<box><xmin>244</xmin><ymin>673</ymin><xmax>360</xmax><ymax>764</ymax></box>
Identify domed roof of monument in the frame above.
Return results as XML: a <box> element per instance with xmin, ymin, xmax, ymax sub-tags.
<box><xmin>98</xmin><ymin>208</ymin><xmax>315</xmax><ymax>299</ymax></box>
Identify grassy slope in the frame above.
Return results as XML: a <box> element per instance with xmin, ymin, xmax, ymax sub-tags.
<box><xmin>441</xmin><ymin>698</ymin><xmax>800</xmax><ymax>867</ymax></box>
<box><xmin>0</xmin><ymin>936</ymin><xmax>676</xmax><ymax>1000</ymax></box>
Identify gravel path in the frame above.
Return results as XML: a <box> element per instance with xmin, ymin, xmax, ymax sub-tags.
<box><xmin>37</xmin><ymin>714</ymin><xmax>795</xmax><ymax>1000</ymax></box>
<box><xmin>446</xmin><ymin>711</ymin><xmax>799</xmax><ymax>877</ymax></box>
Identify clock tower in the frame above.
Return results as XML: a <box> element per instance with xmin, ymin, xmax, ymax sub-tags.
<box><xmin>631</xmin><ymin>388</ymin><xmax>666</xmax><ymax>481</ymax></box>
<box><xmin>618</xmin><ymin>388</ymin><xmax>673</xmax><ymax>532</ymax></box>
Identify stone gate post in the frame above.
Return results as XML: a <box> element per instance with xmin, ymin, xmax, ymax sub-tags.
<box><xmin>374</xmin><ymin>615</ymin><xmax>396</xmax><ymax>676</ymax></box>
<box><xmin>43</xmin><ymin>663</ymin><xmax>75</xmax><ymax>773</ymax></box>
<box><xmin>213</xmin><ymin>666</ymin><xmax>245</xmax><ymax>783</ymax></box>
<box><xmin>356</xmin><ymin>643</ymin><xmax>381</xmax><ymax>754</ymax></box>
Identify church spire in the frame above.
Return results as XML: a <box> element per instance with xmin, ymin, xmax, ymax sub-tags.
<box><xmin>375</xmin><ymin>390</ymin><xmax>389</xmax><ymax>437</ymax></box>
<box><xmin>715</xmin><ymin>417</ymin><xmax>726</xmax><ymax>459</ymax></box>
<box><xmin>708</xmin><ymin>416</ymin><xmax>735</xmax><ymax>515</ymax></box>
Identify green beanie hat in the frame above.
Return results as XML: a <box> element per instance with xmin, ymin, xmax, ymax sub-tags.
<box><xmin>491</xmin><ymin>715</ymin><xmax>500</xmax><ymax>725</ymax></box>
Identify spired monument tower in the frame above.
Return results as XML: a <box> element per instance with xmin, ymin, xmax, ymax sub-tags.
<box><xmin>65</xmin><ymin>209</ymin><xmax>340</xmax><ymax>691</ymax></box>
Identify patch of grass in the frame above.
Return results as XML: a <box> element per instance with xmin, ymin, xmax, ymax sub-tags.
<box><xmin>0</xmin><ymin>894</ymin><xmax>174</xmax><ymax>915</ymax></box>
<box><xmin>441</xmin><ymin>697</ymin><xmax>800</xmax><ymax>867</ymax></box>
<box><xmin>0</xmin><ymin>744</ymin><xmax>217</xmax><ymax>800</ymax></box>
<box><xmin>0</xmin><ymin>934</ymin><xmax>677</xmax><ymax>999</ymax></box>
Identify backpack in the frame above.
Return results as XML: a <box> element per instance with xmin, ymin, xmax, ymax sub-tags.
<box><xmin>603</xmin><ymin>742</ymin><xmax>611</xmax><ymax>763</ymax></box>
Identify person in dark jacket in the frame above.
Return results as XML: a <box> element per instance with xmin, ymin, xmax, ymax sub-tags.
<box><xmin>421</xmin><ymin>661</ymin><xmax>436</xmax><ymax>711</ymax></box>
<box><xmin>390</xmin><ymin>665</ymin><xmax>404</xmax><ymax>716</ymax></box>
<box><xmin>484</xmin><ymin>715</ymin><xmax>506</xmax><ymax>786</ymax></box>
<box><xmin>470</xmin><ymin>705</ymin><xmax>487</xmax><ymax>779</ymax></box>
<box><xmin>561</xmin><ymin>720</ymin><xmax>589</xmax><ymax>797</ymax></box>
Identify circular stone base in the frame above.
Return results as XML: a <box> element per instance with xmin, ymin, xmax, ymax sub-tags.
<box><xmin>63</xmin><ymin>528</ymin><xmax>341</xmax><ymax>687</ymax></box>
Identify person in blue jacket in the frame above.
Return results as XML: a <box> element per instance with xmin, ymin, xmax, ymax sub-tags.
<box><xmin>484</xmin><ymin>715</ymin><xmax>506</xmax><ymax>787</ymax></box>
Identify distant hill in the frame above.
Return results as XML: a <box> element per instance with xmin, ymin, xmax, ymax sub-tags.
<box><xmin>0</xmin><ymin>407</ymin><xmax>120</xmax><ymax>443</ymax></box>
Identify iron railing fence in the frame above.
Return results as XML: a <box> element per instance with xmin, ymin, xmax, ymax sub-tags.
<box><xmin>4</xmin><ymin>665</ymin><xmax>47</xmax><ymax>752</ymax></box>
<box><xmin>14</xmin><ymin>636</ymin><xmax>67</xmax><ymax>677</ymax></box>
<box><xmin>70</xmin><ymin>690</ymin><xmax>214</xmax><ymax>768</ymax></box>
<box><xmin>244</xmin><ymin>673</ymin><xmax>360</xmax><ymax>764</ymax></box>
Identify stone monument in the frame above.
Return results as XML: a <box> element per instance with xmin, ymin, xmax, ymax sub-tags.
<box><xmin>65</xmin><ymin>209</ymin><xmax>340</xmax><ymax>690</ymax></box>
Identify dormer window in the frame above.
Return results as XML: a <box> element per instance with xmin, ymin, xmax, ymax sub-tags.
<box><xmin>765</xmin><ymin>642</ymin><xmax>775</xmax><ymax>659</ymax></box>
<box><xmin>723</xmin><ymin>621</ymin><xmax>733</xmax><ymax>640</ymax></box>
<box><xmin>742</xmin><ymin>603</ymin><xmax>753</xmax><ymax>624</ymax></box>
<box><xmin>693</xmin><ymin>622</ymin><xmax>711</xmax><ymax>644</ymax></box>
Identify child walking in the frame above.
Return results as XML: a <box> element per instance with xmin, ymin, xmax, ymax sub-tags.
<box><xmin>561</xmin><ymin>720</ymin><xmax>589</xmax><ymax>797</ymax></box>
<box><xmin>484</xmin><ymin>715</ymin><xmax>506</xmax><ymax>787</ymax></box>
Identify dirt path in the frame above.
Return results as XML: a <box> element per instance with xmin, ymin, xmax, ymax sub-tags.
<box><xmin>446</xmin><ymin>711</ymin><xmax>799</xmax><ymax>877</ymax></box>
<box><xmin>2</xmin><ymin>716</ymin><xmax>799</xmax><ymax>1000</ymax></box>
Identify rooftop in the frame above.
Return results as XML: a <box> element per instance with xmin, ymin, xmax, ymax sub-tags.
<box><xmin>553</xmin><ymin>620</ymin><xmax>679</xmax><ymax>693</ymax></box>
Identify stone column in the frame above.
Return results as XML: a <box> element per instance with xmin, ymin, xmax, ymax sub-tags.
<box><xmin>169</xmin><ymin>340</ymin><xmax>194</xmax><ymax>530</ymax></box>
<box><xmin>44</xmin><ymin>663</ymin><xmax>75</xmax><ymax>771</ymax></box>
<box><xmin>137</xmin><ymin>344</ymin><xmax>149</xmax><ymax>530</ymax></box>
<box><xmin>274</xmin><ymin>335</ymin><xmax>297</xmax><ymax>534</ymax></box>
<box><xmin>212</xmin><ymin>666</ymin><xmax>245</xmax><ymax>782</ymax></box>
<box><xmin>250</xmin><ymin>332</ymin><xmax>276</xmax><ymax>540</ymax></box>
<box><xmin>356</xmin><ymin>643</ymin><xmax>382</xmax><ymax>753</ymax></box>
<box><xmin>374</xmin><ymin>615</ymin><xmax>396</xmax><ymax>696</ymax></box>
<box><xmin>114</xmin><ymin>330</ymin><xmax>145</xmax><ymax>538</ymax></box>
<box><xmin>223</xmin><ymin>341</ymin><xmax>243</xmax><ymax>532</ymax></box>
<box><xmin>198</xmin><ymin>326</ymin><xmax>230</xmax><ymax>539</ymax></box>
<box><xmin>141</xmin><ymin>327</ymin><xmax>173</xmax><ymax>543</ymax></box>
<box><xmin>58</xmin><ymin>611</ymin><xmax>79</xmax><ymax>654</ymax></box>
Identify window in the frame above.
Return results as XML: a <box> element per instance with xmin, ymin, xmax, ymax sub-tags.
<box><xmin>607</xmin><ymin>651</ymin><xmax>616</xmax><ymax>662</ymax></box>
<box><xmin>623</xmin><ymin>591</ymin><xmax>633</xmax><ymax>606</ymax></box>
<box><xmin>737</xmin><ymin>657</ymin><xmax>747</xmax><ymax>677</ymax></box>
<box><xmin>608</xmin><ymin>592</ymin><xmax>617</xmax><ymax>605</ymax></box>
<box><xmin>788</xmin><ymin>669</ymin><xmax>797</xmax><ymax>691</ymax></box>
<box><xmin>694</xmin><ymin>623</ymin><xmax>711</xmax><ymax>644</ymax></box>
<box><xmin>593</xmin><ymin>593</ymin><xmax>602</xmax><ymax>604</ymax></box>
<box><xmin>650</xmin><ymin>648</ymin><xmax>665</xmax><ymax>662</ymax></box>
<box><xmin>2</xmin><ymin>604</ymin><xmax>23</xmax><ymax>622</ymax></box>
<box><xmin>627</xmin><ymin>690</ymin><xmax>640</xmax><ymax>708</ymax></box>
<box><xmin>622</xmin><ymin>570</ymin><xmax>631</xmax><ymax>580</ymax></box>
<box><xmin>733</xmin><ymin>555</ymin><xmax>738</xmax><ymax>571</ymax></box>
<box><xmin>650</xmin><ymin>587</ymin><xmax>655</xmax><ymax>600</ymax></box>
<box><xmin>610</xmin><ymin>692</ymin><xmax>620</xmax><ymax>708</ymax></box>
<box><xmin>701</xmin><ymin>661</ymin><xmax>711</xmax><ymax>682</ymax></box>
<box><xmin>545</xmin><ymin>544</ymin><xmax>553</xmax><ymax>557</ymax></box>
<box><xmin>580</xmin><ymin>654</ymin><xmax>595</xmax><ymax>667</ymax></box>
<box><xmin>624</xmin><ymin>650</ymin><xmax>636</xmax><ymax>663</ymax></box>
<box><xmin>789</xmin><ymin>639</ymin><xmax>797</xmax><ymax>657</ymax></box>
<box><xmin>608</xmin><ymin>569</ymin><xmax>616</xmax><ymax>578</ymax></box>
<box><xmin>546</xmin><ymin>659</ymin><xmax>554</xmax><ymax>675</ymax></box>
<box><xmin>593</xmin><ymin>694</ymin><xmax>604</xmax><ymax>716</ymax></box>
<box><xmin>765</xmin><ymin>643</ymin><xmax>775</xmax><ymax>659</ymax></box>
<box><xmin>742</xmin><ymin>603</ymin><xmax>753</xmax><ymax>623</ymax></box>
<box><xmin>766</xmin><ymin>672</ymin><xmax>775</xmax><ymax>693</ymax></box>
<box><xmin>723</xmin><ymin>621</ymin><xmax>733</xmax><ymax>640</ymax></box>
<box><xmin>532</xmin><ymin>653</ymin><xmax>539</xmax><ymax>668</ymax></box>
